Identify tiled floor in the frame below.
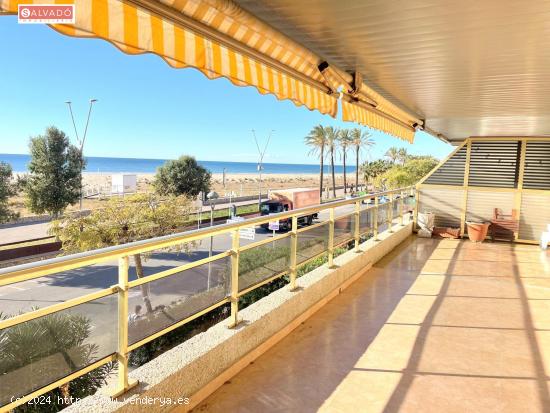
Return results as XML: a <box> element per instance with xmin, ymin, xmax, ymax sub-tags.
<box><xmin>193</xmin><ymin>237</ymin><xmax>550</xmax><ymax>413</ymax></box>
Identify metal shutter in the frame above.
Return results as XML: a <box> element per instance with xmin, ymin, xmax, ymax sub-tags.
<box><xmin>424</xmin><ymin>146</ymin><xmax>467</xmax><ymax>186</ymax></box>
<box><xmin>523</xmin><ymin>141</ymin><xmax>550</xmax><ymax>190</ymax></box>
<box><xmin>468</xmin><ymin>141</ymin><xmax>520</xmax><ymax>188</ymax></box>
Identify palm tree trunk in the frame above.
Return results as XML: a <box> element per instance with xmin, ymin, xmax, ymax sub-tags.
<box><xmin>134</xmin><ymin>254</ymin><xmax>153</xmax><ymax>313</ymax></box>
<box><xmin>319</xmin><ymin>146</ymin><xmax>324</xmax><ymax>198</ymax></box>
<box><xmin>343</xmin><ymin>150</ymin><xmax>347</xmax><ymax>193</ymax></box>
<box><xmin>355</xmin><ymin>146</ymin><xmax>360</xmax><ymax>190</ymax></box>
<box><xmin>331</xmin><ymin>149</ymin><xmax>336</xmax><ymax>198</ymax></box>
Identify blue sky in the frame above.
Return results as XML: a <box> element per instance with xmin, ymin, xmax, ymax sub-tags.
<box><xmin>0</xmin><ymin>16</ymin><xmax>452</xmax><ymax>164</ymax></box>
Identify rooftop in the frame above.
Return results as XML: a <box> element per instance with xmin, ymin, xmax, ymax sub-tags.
<box><xmin>195</xmin><ymin>237</ymin><xmax>550</xmax><ymax>412</ymax></box>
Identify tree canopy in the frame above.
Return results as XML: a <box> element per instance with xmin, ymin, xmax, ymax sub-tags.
<box><xmin>153</xmin><ymin>155</ymin><xmax>211</xmax><ymax>197</ymax></box>
<box><xmin>375</xmin><ymin>157</ymin><xmax>438</xmax><ymax>189</ymax></box>
<box><xmin>304</xmin><ymin>124</ymin><xmax>328</xmax><ymax>197</ymax></box>
<box><xmin>362</xmin><ymin>159</ymin><xmax>393</xmax><ymax>183</ymax></box>
<box><xmin>50</xmin><ymin>193</ymin><xmax>196</xmax><ymax>313</ymax></box>
<box><xmin>50</xmin><ymin>193</ymin><xmax>194</xmax><ymax>253</ymax></box>
<box><xmin>0</xmin><ymin>162</ymin><xmax>18</xmax><ymax>223</ymax></box>
<box><xmin>25</xmin><ymin>127</ymin><xmax>84</xmax><ymax>217</ymax></box>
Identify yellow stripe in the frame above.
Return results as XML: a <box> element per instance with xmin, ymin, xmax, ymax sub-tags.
<box><xmin>254</xmin><ymin>61</ymin><xmax>264</xmax><ymax>90</ymax></box>
<box><xmin>210</xmin><ymin>10</ymin><xmax>225</xmax><ymax>29</ymax></box>
<box><xmin>266</xmin><ymin>66</ymin><xmax>274</xmax><ymax>92</ymax></box>
<box><xmin>123</xmin><ymin>2</ymin><xmax>138</xmax><ymax>49</ymax></box>
<box><xmin>228</xmin><ymin>48</ymin><xmax>238</xmax><ymax>79</ymax></box>
<box><xmin>173</xmin><ymin>24</ymin><xmax>186</xmax><ymax>66</ymax></box>
<box><xmin>192</xmin><ymin>2</ymin><xmax>209</xmax><ymax>21</ymax></box>
<box><xmin>150</xmin><ymin>13</ymin><xmax>164</xmax><ymax>56</ymax></box>
<box><xmin>92</xmin><ymin>0</ymin><xmax>109</xmax><ymax>39</ymax></box>
<box><xmin>242</xmin><ymin>55</ymin><xmax>252</xmax><ymax>84</ymax></box>
<box><xmin>194</xmin><ymin>33</ymin><xmax>205</xmax><ymax>67</ymax></box>
<box><xmin>211</xmin><ymin>41</ymin><xmax>222</xmax><ymax>75</ymax></box>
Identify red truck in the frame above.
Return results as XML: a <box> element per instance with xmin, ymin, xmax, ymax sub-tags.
<box><xmin>260</xmin><ymin>188</ymin><xmax>320</xmax><ymax>230</ymax></box>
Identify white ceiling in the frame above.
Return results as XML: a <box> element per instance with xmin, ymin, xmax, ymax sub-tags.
<box><xmin>236</xmin><ymin>0</ymin><xmax>550</xmax><ymax>142</ymax></box>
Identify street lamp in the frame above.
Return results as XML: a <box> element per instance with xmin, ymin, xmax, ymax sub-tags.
<box><xmin>206</xmin><ymin>190</ymin><xmax>219</xmax><ymax>290</ymax></box>
<box><xmin>65</xmin><ymin>98</ymin><xmax>98</xmax><ymax>210</ymax></box>
<box><xmin>252</xmin><ymin>129</ymin><xmax>274</xmax><ymax>206</ymax></box>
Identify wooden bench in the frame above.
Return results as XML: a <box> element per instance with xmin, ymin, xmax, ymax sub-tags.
<box><xmin>490</xmin><ymin>208</ymin><xmax>519</xmax><ymax>241</ymax></box>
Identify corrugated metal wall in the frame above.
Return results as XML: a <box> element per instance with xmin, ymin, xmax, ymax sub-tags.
<box><xmin>424</xmin><ymin>146</ymin><xmax>466</xmax><ymax>185</ymax></box>
<box><xmin>418</xmin><ymin>138</ymin><xmax>550</xmax><ymax>242</ymax></box>
<box><xmin>468</xmin><ymin>141</ymin><xmax>520</xmax><ymax>188</ymax></box>
<box><xmin>466</xmin><ymin>190</ymin><xmax>515</xmax><ymax>224</ymax></box>
<box><xmin>519</xmin><ymin>193</ymin><xmax>550</xmax><ymax>240</ymax></box>
<box><xmin>523</xmin><ymin>141</ymin><xmax>550</xmax><ymax>190</ymax></box>
<box><xmin>418</xmin><ymin>188</ymin><xmax>463</xmax><ymax>227</ymax></box>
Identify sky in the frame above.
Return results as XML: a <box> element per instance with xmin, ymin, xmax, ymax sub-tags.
<box><xmin>0</xmin><ymin>16</ymin><xmax>452</xmax><ymax>165</ymax></box>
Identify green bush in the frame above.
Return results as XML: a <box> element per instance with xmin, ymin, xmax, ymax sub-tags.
<box><xmin>153</xmin><ymin>155</ymin><xmax>211</xmax><ymax>197</ymax></box>
<box><xmin>0</xmin><ymin>310</ymin><xmax>115</xmax><ymax>412</ymax></box>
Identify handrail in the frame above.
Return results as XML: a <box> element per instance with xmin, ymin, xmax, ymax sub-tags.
<box><xmin>0</xmin><ymin>186</ymin><xmax>412</xmax><ymax>283</ymax></box>
<box><xmin>0</xmin><ymin>185</ymin><xmax>415</xmax><ymax>411</ymax></box>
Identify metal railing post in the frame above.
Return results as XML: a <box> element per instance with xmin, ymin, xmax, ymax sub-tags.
<box><xmin>112</xmin><ymin>256</ymin><xmax>137</xmax><ymax>398</ymax></box>
<box><xmin>373</xmin><ymin>196</ymin><xmax>379</xmax><ymax>240</ymax></box>
<box><xmin>399</xmin><ymin>190</ymin><xmax>405</xmax><ymax>226</ymax></box>
<box><xmin>289</xmin><ymin>215</ymin><xmax>298</xmax><ymax>290</ymax></box>
<box><xmin>387</xmin><ymin>192</ymin><xmax>394</xmax><ymax>233</ymax></box>
<box><xmin>354</xmin><ymin>200</ymin><xmax>361</xmax><ymax>252</ymax></box>
<box><xmin>328</xmin><ymin>208</ymin><xmax>336</xmax><ymax>268</ymax></box>
<box><xmin>228</xmin><ymin>229</ymin><xmax>240</xmax><ymax>328</ymax></box>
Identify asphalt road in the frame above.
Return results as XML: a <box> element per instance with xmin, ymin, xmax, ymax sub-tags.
<box><xmin>0</xmin><ymin>201</ymin><xmax>399</xmax><ymax>375</ymax></box>
<box><xmin>0</xmin><ymin>204</ymin><xmax>362</xmax><ymax>315</ymax></box>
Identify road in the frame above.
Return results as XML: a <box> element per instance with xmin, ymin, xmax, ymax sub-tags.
<box><xmin>0</xmin><ymin>203</ymin><xmax>363</xmax><ymax>314</ymax></box>
<box><xmin>0</xmin><ymin>186</ymin><xmax>358</xmax><ymax>244</ymax></box>
<box><xmin>0</xmin><ymin>200</ymin><xmax>399</xmax><ymax>375</ymax></box>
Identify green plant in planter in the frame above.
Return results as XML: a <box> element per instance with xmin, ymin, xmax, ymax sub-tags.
<box><xmin>0</xmin><ymin>310</ymin><xmax>115</xmax><ymax>412</ymax></box>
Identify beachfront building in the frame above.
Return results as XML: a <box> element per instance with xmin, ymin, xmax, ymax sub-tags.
<box><xmin>1</xmin><ymin>1</ymin><xmax>550</xmax><ymax>412</ymax></box>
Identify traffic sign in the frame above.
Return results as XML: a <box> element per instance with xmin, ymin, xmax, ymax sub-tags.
<box><xmin>227</xmin><ymin>217</ymin><xmax>255</xmax><ymax>241</ymax></box>
<box><xmin>268</xmin><ymin>220</ymin><xmax>280</xmax><ymax>231</ymax></box>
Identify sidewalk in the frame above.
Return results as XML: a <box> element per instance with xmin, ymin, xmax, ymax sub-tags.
<box><xmin>0</xmin><ymin>197</ymin><xmax>267</xmax><ymax>245</ymax></box>
<box><xmin>0</xmin><ymin>185</ymin><xmax>357</xmax><ymax>245</ymax></box>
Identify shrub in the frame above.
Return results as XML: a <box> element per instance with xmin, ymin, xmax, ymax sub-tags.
<box><xmin>153</xmin><ymin>156</ymin><xmax>211</xmax><ymax>197</ymax></box>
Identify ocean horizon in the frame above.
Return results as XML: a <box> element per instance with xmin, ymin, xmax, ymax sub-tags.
<box><xmin>0</xmin><ymin>153</ymin><xmax>356</xmax><ymax>175</ymax></box>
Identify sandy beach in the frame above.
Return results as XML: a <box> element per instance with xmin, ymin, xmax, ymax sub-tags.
<box><xmin>10</xmin><ymin>172</ymin><xmax>357</xmax><ymax>217</ymax></box>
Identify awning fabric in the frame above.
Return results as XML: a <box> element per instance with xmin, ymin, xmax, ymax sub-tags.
<box><xmin>1</xmin><ymin>0</ymin><xmax>419</xmax><ymax>142</ymax></box>
<box><xmin>342</xmin><ymin>101</ymin><xmax>415</xmax><ymax>143</ymax></box>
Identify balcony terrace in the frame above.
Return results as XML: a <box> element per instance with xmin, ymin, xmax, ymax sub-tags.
<box><xmin>195</xmin><ymin>237</ymin><xmax>550</xmax><ymax>413</ymax></box>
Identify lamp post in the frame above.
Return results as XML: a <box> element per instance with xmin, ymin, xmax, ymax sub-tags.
<box><xmin>206</xmin><ymin>190</ymin><xmax>219</xmax><ymax>290</ymax></box>
<box><xmin>65</xmin><ymin>98</ymin><xmax>98</xmax><ymax>211</ymax></box>
<box><xmin>252</xmin><ymin>129</ymin><xmax>274</xmax><ymax>206</ymax></box>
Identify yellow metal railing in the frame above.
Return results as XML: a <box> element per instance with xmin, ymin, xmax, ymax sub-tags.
<box><xmin>0</xmin><ymin>186</ymin><xmax>415</xmax><ymax>412</ymax></box>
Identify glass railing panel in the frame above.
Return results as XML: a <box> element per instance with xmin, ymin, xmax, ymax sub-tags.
<box><xmin>238</xmin><ymin>236</ymin><xmax>291</xmax><ymax>292</ymax></box>
<box><xmin>128</xmin><ymin>255</ymin><xmax>230</xmax><ymax>345</ymax></box>
<box><xmin>296</xmin><ymin>222</ymin><xmax>329</xmax><ymax>265</ymax></box>
<box><xmin>359</xmin><ymin>208</ymin><xmax>373</xmax><ymax>234</ymax></box>
<box><xmin>334</xmin><ymin>214</ymin><xmax>354</xmax><ymax>246</ymax></box>
<box><xmin>0</xmin><ymin>293</ymin><xmax>117</xmax><ymax>407</ymax></box>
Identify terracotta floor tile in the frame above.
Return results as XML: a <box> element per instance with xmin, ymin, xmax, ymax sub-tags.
<box><xmin>194</xmin><ymin>237</ymin><xmax>550</xmax><ymax>413</ymax></box>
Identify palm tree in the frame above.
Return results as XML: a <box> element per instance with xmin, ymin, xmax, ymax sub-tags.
<box><xmin>338</xmin><ymin>129</ymin><xmax>353</xmax><ymax>193</ymax></box>
<box><xmin>351</xmin><ymin>128</ymin><xmax>374</xmax><ymax>190</ymax></box>
<box><xmin>304</xmin><ymin>125</ymin><xmax>327</xmax><ymax>197</ymax></box>
<box><xmin>385</xmin><ymin>147</ymin><xmax>400</xmax><ymax>164</ymax></box>
<box><xmin>325</xmin><ymin>126</ymin><xmax>339</xmax><ymax>198</ymax></box>
<box><xmin>397</xmin><ymin>148</ymin><xmax>409</xmax><ymax>165</ymax></box>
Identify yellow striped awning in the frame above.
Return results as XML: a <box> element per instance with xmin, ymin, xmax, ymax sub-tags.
<box><xmin>342</xmin><ymin>100</ymin><xmax>415</xmax><ymax>143</ymax></box>
<box><xmin>1</xmin><ymin>0</ymin><xmax>419</xmax><ymax>142</ymax></box>
<box><xmin>1</xmin><ymin>0</ymin><xmax>338</xmax><ymax>117</ymax></box>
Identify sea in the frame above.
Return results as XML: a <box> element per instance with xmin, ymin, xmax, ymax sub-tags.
<box><xmin>0</xmin><ymin>153</ymin><xmax>356</xmax><ymax>175</ymax></box>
